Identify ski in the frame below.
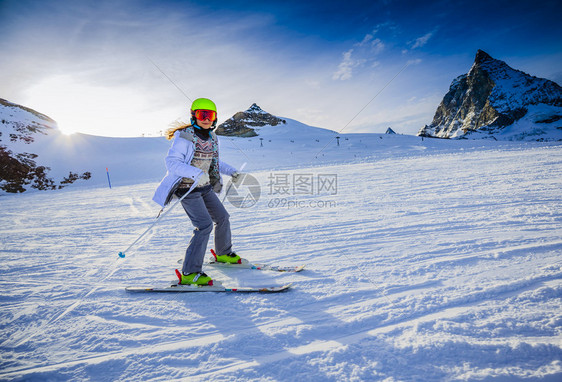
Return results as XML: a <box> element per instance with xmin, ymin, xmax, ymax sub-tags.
<box><xmin>207</xmin><ymin>261</ymin><xmax>306</xmax><ymax>273</ymax></box>
<box><xmin>176</xmin><ymin>249</ymin><xmax>306</xmax><ymax>273</ymax></box>
<box><xmin>176</xmin><ymin>258</ymin><xmax>305</xmax><ymax>272</ymax></box>
<box><xmin>126</xmin><ymin>282</ymin><xmax>292</xmax><ymax>293</ymax></box>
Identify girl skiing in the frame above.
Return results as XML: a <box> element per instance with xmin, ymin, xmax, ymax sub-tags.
<box><xmin>153</xmin><ymin>98</ymin><xmax>243</xmax><ymax>286</ymax></box>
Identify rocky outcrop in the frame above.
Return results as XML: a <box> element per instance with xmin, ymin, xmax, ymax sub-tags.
<box><xmin>0</xmin><ymin>98</ymin><xmax>56</xmax><ymax>143</ymax></box>
<box><xmin>216</xmin><ymin>103</ymin><xmax>286</xmax><ymax>137</ymax></box>
<box><xmin>418</xmin><ymin>50</ymin><xmax>562</xmax><ymax>140</ymax></box>
<box><xmin>0</xmin><ymin>99</ymin><xmax>91</xmax><ymax>192</ymax></box>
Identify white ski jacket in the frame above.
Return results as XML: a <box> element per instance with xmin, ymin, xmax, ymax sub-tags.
<box><xmin>152</xmin><ymin>128</ymin><xmax>237</xmax><ymax>207</ymax></box>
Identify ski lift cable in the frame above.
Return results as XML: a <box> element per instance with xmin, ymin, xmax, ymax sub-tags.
<box><xmin>146</xmin><ymin>55</ymin><xmax>193</xmax><ymax>102</ymax></box>
<box><xmin>147</xmin><ymin>55</ymin><xmax>254</xmax><ymax>165</ymax></box>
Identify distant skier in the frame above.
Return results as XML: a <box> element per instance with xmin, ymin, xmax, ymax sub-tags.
<box><xmin>153</xmin><ymin>98</ymin><xmax>244</xmax><ymax>286</ymax></box>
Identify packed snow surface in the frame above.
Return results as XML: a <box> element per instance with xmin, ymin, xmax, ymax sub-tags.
<box><xmin>1</xmin><ymin>125</ymin><xmax>561</xmax><ymax>381</ymax></box>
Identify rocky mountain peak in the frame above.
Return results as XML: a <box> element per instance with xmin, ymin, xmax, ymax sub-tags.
<box><xmin>418</xmin><ymin>50</ymin><xmax>562</xmax><ymax>140</ymax></box>
<box><xmin>474</xmin><ymin>49</ymin><xmax>493</xmax><ymax>65</ymax></box>
<box><xmin>246</xmin><ymin>103</ymin><xmax>266</xmax><ymax>114</ymax></box>
<box><xmin>216</xmin><ymin>104</ymin><xmax>286</xmax><ymax>137</ymax></box>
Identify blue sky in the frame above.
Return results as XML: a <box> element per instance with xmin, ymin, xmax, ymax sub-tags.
<box><xmin>1</xmin><ymin>0</ymin><xmax>561</xmax><ymax>136</ymax></box>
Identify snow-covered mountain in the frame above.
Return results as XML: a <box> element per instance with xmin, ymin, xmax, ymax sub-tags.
<box><xmin>0</xmin><ymin>99</ymin><xmax>91</xmax><ymax>192</ymax></box>
<box><xmin>216</xmin><ymin>103</ymin><xmax>287</xmax><ymax>137</ymax></box>
<box><xmin>418</xmin><ymin>50</ymin><xmax>562</xmax><ymax>141</ymax></box>
<box><xmin>0</xmin><ymin>98</ymin><xmax>57</xmax><ymax>137</ymax></box>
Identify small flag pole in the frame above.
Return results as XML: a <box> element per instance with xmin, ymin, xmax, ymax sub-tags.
<box><xmin>106</xmin><ymin>167</ymin><xmax>112</xmax><ymax>189</ymax></box>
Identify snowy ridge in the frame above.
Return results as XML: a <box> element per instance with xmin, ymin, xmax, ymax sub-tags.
<box><xmin>469</xmin><ymin>53</ymin><xmax>561</xmax><ymax>113</ymax></box>
<box><xmin>245</xmin><ymin>103</ymin><xmax>270</xmax><ymax>115</ymax></box>
<box><xmin>0</xmin><ymin>98</ymin><xmax>57</xmax><ymax>132</ymax></box>
<box><xmin>0</xmin><ymin>99</ymin><xmax>96</xmax><ymax>192</ymax></box>
<box><xmin>0</xmin><ymin>98</ymin><xmax>57</xmax><ymax>146</ymax></box>
<box><xmin>419</xmin><ymin>50</ymin><xmax>562</xmax><ymax>141</ymax></box>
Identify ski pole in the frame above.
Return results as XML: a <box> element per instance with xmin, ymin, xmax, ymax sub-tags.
<box><xmin>118</xmin><ymin>176</ymin><xmax>201</xmax><ymax>258</ymax></box>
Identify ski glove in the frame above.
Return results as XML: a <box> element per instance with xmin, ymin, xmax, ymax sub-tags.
<box><xmin>213</xmin><ymin>182</ymin><xmax>223</xmax><ymax>193</ymax></box>
<box><xmin>231</xmin><ymin>172</ymin><xmax>246</xmax><ymax>185</ymax></box>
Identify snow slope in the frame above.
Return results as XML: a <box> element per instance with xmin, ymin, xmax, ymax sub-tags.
<box><xmin>1</xmin><ymin>126</ymin><xmax>562</xmax><ymax>381</ymax></box>
<box><xmin>465</xmin><ymin>103</ymin><xmax>562</xmax><ymax>141</ymax></box>
<box><xmin>2</xmin><ymin>129</ymin><xmax>171</xmax><ymax>189</ymax></box>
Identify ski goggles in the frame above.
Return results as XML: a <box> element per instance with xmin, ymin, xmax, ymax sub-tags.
<box><xmin>192</xmin><ymin>109</ymin><xmax>217</xmax><ymax>121</ymax></box>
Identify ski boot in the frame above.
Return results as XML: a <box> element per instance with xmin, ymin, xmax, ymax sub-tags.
<box><xmin>211</xmin><ymin>249</ymin><xmax>242</xmax><ymax>264</ymax></box>
<box><xmin>175</xmin><ymin>269</ymin><xmax>213</xmax><ymax>286</ymax></box>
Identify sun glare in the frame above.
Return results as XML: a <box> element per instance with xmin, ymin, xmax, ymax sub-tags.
<box><xmin>57</xmin><ymin>123</ymin><xmax>78</xmax><ymax>135</ymax></box>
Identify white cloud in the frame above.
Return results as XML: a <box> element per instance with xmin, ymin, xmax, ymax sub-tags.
<box><xmin>357</xmin><ymin>29</ymin><xmax>385</xmax><ymax>53</ymax></box>
<box><xmin>411</xmin><ymin>31</ymin><xmax>434</xmax><ymax>49</ymax></box>
<box><xmin>333</xmin><ymin>49</ymin><xmax>358</xmax><ymax>81</ymax></box>
<box><xmin>333</xmin><ymin>28</ymin><xmax>387</xmax><ymax>81</ymax></box>
<box><xmin>358</xmin><ymin>33</ymin><xmax>374</xmax><ymax>46</ymax></box>
<box><xmin>369</xmin><ymin>38</ymin><xmax>385</xmax><ymax>54</ymax></box>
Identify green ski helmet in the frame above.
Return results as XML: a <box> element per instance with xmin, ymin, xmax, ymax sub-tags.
<box><xmin>190</xmin><ymin>98</ymin><xmax>217</xmax><ymax>129</ymax></box>
<box><xmin>191</xmin><ymin>98</ymin><xmax>216</xmax><ymax>112</ymax></box>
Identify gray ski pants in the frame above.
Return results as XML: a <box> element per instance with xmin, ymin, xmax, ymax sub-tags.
<box><xmin>178</xmin><ymin>185</ymin><xmax>232</xmax><ymax>274</ymax></box>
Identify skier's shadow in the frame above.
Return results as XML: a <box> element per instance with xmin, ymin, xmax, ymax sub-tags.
<box><xmin>182</xmin><ymin>268</ymin><xmax>349</xmax><ymax>380</ymax></box>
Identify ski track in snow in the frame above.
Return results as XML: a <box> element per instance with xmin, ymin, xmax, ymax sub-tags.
<box><xmin>1</xmin><ymin>142</ymin><xmax>562</xmax><ymax>381</ymax></box>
